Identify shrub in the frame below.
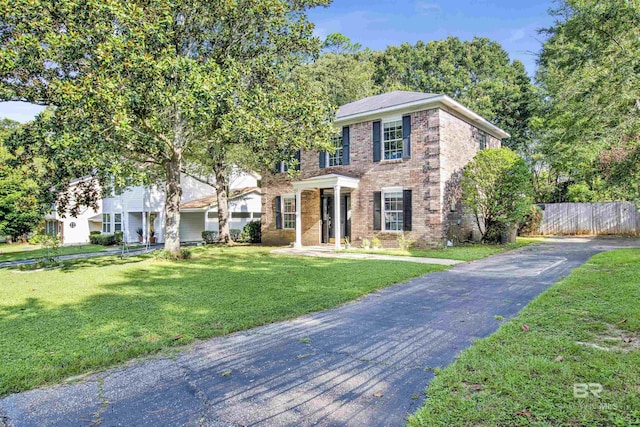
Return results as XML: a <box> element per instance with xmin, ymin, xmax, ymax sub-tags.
<box><xmin>371</xmin><ymin>236</ymin><xmax>381</xmax><ymax>248</ymax></box>
<box><xmin>154</xmin><ymin>248</ymin><xmax>192</xmax><ymax>260</ymax></box>
<box><xmin>114</xmin><ymin>231</ymin><xmax>123</xmax><ymax>244</ymax></box>
<box><xmin>397</xmin><ymin>233</ymin><xmax>415</xmax><ymax>251</ymax></box>
<box><xmin>29</xmin><ymin>233</ymin><xmax>45</xmax><ymax>245</ymax></box>
<box><xmin>518</xmin><ymin>205</ymin><xmax>543</xmax><ymax>236</ymax></box>
<box><xmin>361</xmin><ymin>238</ymin><xmax>371</xmax><ymax>248</ymax></box>
<box><xmin>89</xmin><ymin>233</ymin><xmax>116</xmax><ymax>246</ymax></box>
<box><xmin>230</xmin><ymin>229</ymin><xmax>242</xmax><ymax>241</ymax></box>
<box><xmin>201</xmin><ymin>230</ymin><xmax>219</xmax><ymax>244</ymax></box>
<box><xmin>462</xmin><ymin>147</ymin><xmax>533</xmax><ymax>243</ymax></box>
<box><xmin>89</xmin><ymin>230</ymin><xmax>101</xmax><ymax>235</ymax></box>
<box><xmin>241</xmin><ymin>221</ymin><xmax>262</xmax><ymax>243</ymax></box>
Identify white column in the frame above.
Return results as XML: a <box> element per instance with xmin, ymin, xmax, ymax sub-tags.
<box><xmin>334</xmin><ymin>185</ymin><xmax>341</xmax><ymax>250</ymax></box>
<box><xmin>295</xmin><ymin>188</ymin><xmax>302</xmax><ymax>249</ymax></box>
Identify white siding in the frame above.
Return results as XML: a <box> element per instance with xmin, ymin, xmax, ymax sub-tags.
<box><xmin>180</xmin><ymin>212</ymin><xmax>206</xmax><ymax>242</ymax></box>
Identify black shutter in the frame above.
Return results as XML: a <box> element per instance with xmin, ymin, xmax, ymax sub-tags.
<box><xmin>273</xmin><ymin>162</ymin><xmax>280</xmax><ymax>174</ymax></box>
<box><xmin>373</xmin><ymin>121</ymin><xmax>381</xmax><ymax>162</ymax></box>
<box><xmin>342</xmin><ymin>126</ymin><xmax>350</xmax><ymax>165</ymax></box>
<box><xmin>294</xmin><ymin>150</ymin><xmax>301</xmax><ymax>171</ymax></box>
<box><xmin>319</xmin><ymin>150</ymin><xmax>326</xmax><ymax>168</ymax></box>
<box><xmin>373</xmin><ymin>191</ymin><xmax>382</xmax><ymax>230</ymax></box>
<box><xmin>402</xmin><ymin>115</ymin><xmax>411</xmax><ymax>159</ymax></box>
<box><xmin>403</xmin><ymin>189</ymin><xmax>412</xmax><ymax>231</ymax></box>
<box><xmin>275</xmin><ymin>196</ymin><xmax>282</xmax><ymax>229</ymax></box>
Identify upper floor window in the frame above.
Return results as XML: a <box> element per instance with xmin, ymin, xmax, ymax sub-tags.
<box><xmin>475</xmin><ymin>129</ymin><xmax>487</xmax><ymax>150</ymax></box>
<box><xmin>383</xmin><ymin>120</ymin><xmax>403</xmax><ymax>160</ymax></box>
<box><xmin>102</xmin><ymin>213</ymin><xmax>111</xmax><ymax>233</ymax></box>
<box><xmin>328</xmin><ymin>134</ymin><xmax>343</xmax><ymax>167</ymax></box>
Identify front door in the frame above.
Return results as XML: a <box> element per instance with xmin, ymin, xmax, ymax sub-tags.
<box><xmin>320</xmin><ymin>191</ymin><xmax>351</xmax><ymax>244</ymax></box>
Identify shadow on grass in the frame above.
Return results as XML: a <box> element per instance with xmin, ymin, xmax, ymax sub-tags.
<box><xmin>0</xmin><ymin>247</ymin><xmax>443</xmax><ymax>396</ymax></box>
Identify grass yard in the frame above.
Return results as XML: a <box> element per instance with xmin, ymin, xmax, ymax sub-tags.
<box><xmin>0</xmin><ymin>243</ymin><xmax>107</xmax><ymax>263</ymax></box>
<box><xmin>0</xmin><ymin>246</ymin><xmax>446</xmax><ymax>397</ymax></box>
<box><xmin>345</xmin><ymin>237</ymin><xmax>544</xmax><ymax>262</ymax></box>
<box><xmin>408</xmin><ymin>249</ymin><xmax>640</xmax><ymax>427</ymax></box>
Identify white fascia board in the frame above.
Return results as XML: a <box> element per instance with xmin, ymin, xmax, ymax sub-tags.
<box><xmin>335</xmin><ymin>95</ymin><xmax>510</xmax><ymax>140</ymax></box>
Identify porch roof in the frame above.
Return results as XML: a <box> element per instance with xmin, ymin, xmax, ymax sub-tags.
<box><xmin>292</xmin><ymin>174</ymin><xmax>360</xmax><ymax>190</ymax></box>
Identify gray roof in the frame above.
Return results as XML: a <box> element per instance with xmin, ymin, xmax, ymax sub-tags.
<box><xmin>336</xmin><ymin>91</ymin><xmax>440</xmax><ymax>119</ymax></box>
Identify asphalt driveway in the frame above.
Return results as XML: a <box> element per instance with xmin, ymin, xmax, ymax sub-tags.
<box><xmin>1</xmin><ymin>237</ymin><xmax>637</xmax><ymax>427</ymax></box>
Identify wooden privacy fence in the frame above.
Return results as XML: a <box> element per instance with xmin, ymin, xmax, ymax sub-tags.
<box><xmin>536</xmin><ymin>202</ymin><xmax>640</xmax><ymax>236</ymax></box>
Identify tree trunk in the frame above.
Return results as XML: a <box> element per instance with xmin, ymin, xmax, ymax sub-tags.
<box><xmin>164</xmin><ymin>149</ymin><xmax>182</xmax><ymax>253</ymax></box>
<box><xmin>215</xmin><ymin>163</ymin><xmax>231</xmax><ymax>244</ymax></box>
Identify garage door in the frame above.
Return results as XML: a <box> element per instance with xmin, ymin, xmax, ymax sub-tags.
<box><xmin>180</xmin><ymin>212</ymin><xmax>205</xmax><ymax>242</ymax></box>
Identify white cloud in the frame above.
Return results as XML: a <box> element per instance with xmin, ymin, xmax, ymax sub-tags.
<box><xmin>508</xmin><ymin>28</ymin><xmax>527</xmax><ymax>42</ymax></box>
<box><xmin>0</xmin><ymin>102</ymin><xmax>46</xmax><ymax>123</ymax></box>
<box><xmin>415</xmin><ymin>1</ymin><xmax>441</xmax><ymax>15</ymax></box>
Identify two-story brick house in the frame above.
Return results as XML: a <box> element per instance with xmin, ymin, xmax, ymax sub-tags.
<box><xmin>261</xmin><ymin>91</ymin><xmax>509</xmax><ymax>249</ymax></box>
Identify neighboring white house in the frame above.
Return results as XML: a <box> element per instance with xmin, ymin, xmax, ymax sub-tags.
<box><xmin>47</xmin><ymin>170</ymin><xmax>261</xmax><ymax>244</ymax></box>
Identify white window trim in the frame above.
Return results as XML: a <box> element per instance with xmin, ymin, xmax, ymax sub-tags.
<box><xmin>282</xmin><ymin>194</ymin><xmax>296</xmax><ymax>230</ymax></box>
<box><xmin>381</xmin><ymin>187</ymin><xmax>404</xmax><ymax>232</ymax></box>
<box><xmin>382</xmin><ymin>119</ymin><xmax>404</xmax><ymax>161</ymax></box>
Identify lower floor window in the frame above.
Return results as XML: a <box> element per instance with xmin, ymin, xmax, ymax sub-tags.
<box><xmin>283</xmin><ymin>196</ymin><xmax>296</xmax><ymax>229</ymax></box>
<box><xmin>383</xmin><ymin>190</ymin><xmax>403</xmax><ymax>231</ymax></box>
<box><xmin>45</xmin><ymin>220</ymin><xmax>59</xmax><ymax>236</ymax></box>
<box><xmin>114</xmin><ymin>213</ymin><xmax>122</xmax><ymax>232</ymax></box>
<box><xmin>102</xmin><ymin>213</ymin><xmax>111</xmax><ymax>233</ymax></box>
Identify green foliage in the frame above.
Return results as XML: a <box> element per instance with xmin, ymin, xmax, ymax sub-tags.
<box><xmin>409</xmin><ymin>249</ymin><xmax>640</xmax><ymax>426</ymax></box>
<box><xmin>38</xmin><ymin>233</ymin><xmax>62</xmax><ymax>264</ymax></box>
<box><xmin>322</xmin><ymin>32</ymin><xmax>362</xmax><ymax>54</ymax></box>
<box><xmin>566</xmin><ymin>183</ymin><xmax>594</xmax><ymax>202</ymax></box>
<box><xmin>537</xmin><ymin>0</ymin><xmax>640</xmax><ymax>201</ymax></box>
<box><xmin>0</xmin><ymin>119</ymin><xmax>46</xmax><ymax>239</ymax></box>
<box><xmin>241</xmin><ymin>221</ymin><xmax>261</xmax><ymax>243</ymax></box>
<box><xmin>153</xmin><ymin>247</ymin><xmax>191</xmax><ymax>260</ymax></box>
<box><xmin>229</xmin><ymin>229</ymin><xmax>242</xmax><ymax>241</ymax></box>
<box><xmin>372</xmin><ymin>37</ymin><xmax>540</xmax><ymax>155</ymax></box>
<box><xmin>361</xmin><ymin>238</ymin><xmax>371</xmax><ymax>248</ymax></box>
<box><xmin>2</xmin><ymin>0</ymin><xmax>333</xmax><ymax>253</ymax></box>
<box><xmin>180</xmin><ymin>248</ymin><xmax>193</xmax><ymax>260</ymax></box>
<box><xmin>397</xmin><ymin>233</ymin><xmax>415</xmax><ymax>251</ymax></box>
<box><xmin>462</xmin><ymin>148</ymin><xmax>533</xmax><ymax>243</ymax></box>
<box><xmin>371</xmin><ymin>236</ymin><xmax>381</xmax><ymax>248</ymax></box>
<box><xmin>201</xmin><ymin>231</ymin><xmax>219</xmax><ymax>244</ymax></box>
<box><xmin>0</xmin><ymin>246</ymin><xmax>442</xmax><ymax>395</ymax></box>
<box><xmin>113</xmin><ymin>231</ymin><xmax>123</xmax><ymax>244</ymax></box>
<box><xmin>518</xmin><ymin>205</ymin><xmax>543</xmax><ymax>236</ymax></box>
<box><xmin>88</xmin><ymin>234</ymin><xmax>117</xmax><ymax>246</ymax></box>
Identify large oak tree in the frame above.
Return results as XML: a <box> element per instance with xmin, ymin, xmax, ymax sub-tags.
<box><xmin>1</xmin><ymin>0</ymin><xmax>333</xmax><ymax>253</ymax></box>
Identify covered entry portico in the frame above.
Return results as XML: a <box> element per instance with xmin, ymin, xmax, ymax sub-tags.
<box><xmin>292</xmin><ymin>174</ymin><xmax>360</xmax><ymax>250</ymax></box>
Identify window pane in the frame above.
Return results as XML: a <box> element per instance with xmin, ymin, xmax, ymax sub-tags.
<box><xmin>114</xmin><ymin>213</ymin><xmax>122</xmax><ymax>222</ymax></box>
<box><xmin>383</xmin><ymin>121</ymin><xmax>403</xmax><ymax>160</ymax></box>
<box><xmin>383</xmin><ymin>191</ymin><xmax>404</xmax><ymax>231</ymax></box>
<box><xmin>231</xmin><ymin>212</ymin><xmax>251</xmax><ymax>219</ymax></box>
<box><xmin>283</xmin><ymin>196</ymin><xmax>296</xmax><ymax>229</ymax></box>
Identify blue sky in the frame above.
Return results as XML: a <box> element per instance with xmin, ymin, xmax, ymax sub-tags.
<box><xmin>0</xmin><ymin>0</ymin><xmax>555</xmax><ymax>123</ymax></box>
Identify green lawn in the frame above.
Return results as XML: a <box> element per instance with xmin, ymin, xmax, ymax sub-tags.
<box><xmin>0</xmin><ymin>243</ymin><xmax>107</xmax><ymax>263</ymax></box>
<box><xmin>345</xmin><ymin>237</ymin><xmax>544</xmax><ymax>261</ymax></box>
<box><xmin>0</xmin><ymin>246</ymin><xmax>446</xmax><ymax>396</ymax></box>
<box><xmin>408</xmin><ymin>249</ymin><xmax>640</xmax><ymax>427</ymax></box>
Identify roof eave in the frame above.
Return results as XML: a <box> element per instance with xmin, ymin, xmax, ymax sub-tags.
<box><xmin>335</xmin><ymin>95</ymin><xmax>510</xmax><ymax>140</ymax></box>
